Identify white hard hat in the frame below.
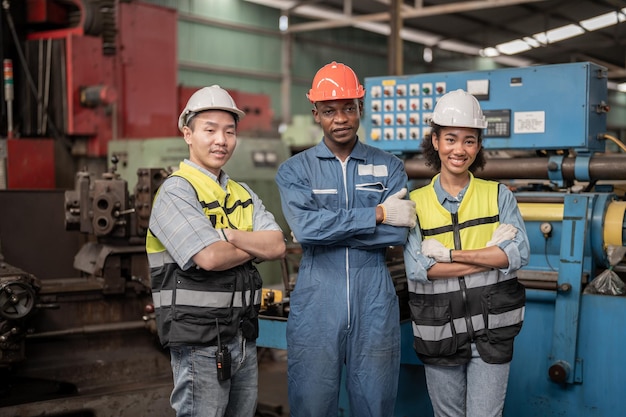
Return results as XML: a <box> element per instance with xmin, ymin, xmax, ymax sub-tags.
<box><xmin>178</xmin><ymin>85</ymin><xmax>245</xmax><ymax>132</ymax></box>
<box><xmin>431</xmin><ymin>89</ymin><xmax>488</xmax><ymax>129</ymax></box>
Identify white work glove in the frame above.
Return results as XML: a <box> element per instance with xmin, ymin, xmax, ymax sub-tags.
<box><xmin>421</xmin><ymin>239</ymin><xmax>452</xmax><ymax>263</ymax></box>
<box><xmin>378</xmin><ymin>188</ymin><xmax>417</xmax><ymax>228</ymax></box>
<box><xmin>486</xmin><ymin>223</ymin><xmax>517</xmax><ymax>247</ymax></box>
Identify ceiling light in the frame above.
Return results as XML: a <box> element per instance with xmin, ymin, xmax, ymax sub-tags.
<box><xmin>496</xmin><ymin>39</ymin><xmax>532</xmax><ymax>55</ymax></box>
<box><xmin>522</xmin><ymin>36</ymin><xmax>541</xmax><ymax>48</ymax></box>
<box><xmin>279</xmin><ymin>15</ymin><xmax>289</xmax><ymax>32</ymax></box>
<box><xmin>581</xmin><ymin>12</ymin><xmax>618</xmax><ymax>31</ymax></box>
<box><xmin>618</xmin><ymin>82</ymin><xmax>626</xmax><ymax>93</ymax></box>
<box><xmin>544</xmin><ymin>24</ymin><xmax>585</xmax><ymax>43</ymax></box>
<box><xmin>532</xmin><ymin>32</ymin><xmax>548</xmax><ymax>44</ymax></box>
<box><xmin>423</xmin><ymin>47</ymin><xmax>433</xmax><ymax>63</ymax></box>
<box><xmin>480</xmin><ymin>47</ymin><xmax>500</xmax><ymax>57</ymax></box>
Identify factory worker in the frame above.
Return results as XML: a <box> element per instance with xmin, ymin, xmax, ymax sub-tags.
<box><xmin>403</xmin><ymin>89</ymin><xmax>530</xmax><ymax>417</ymax></box>
<box><xmin>146</xmin><ymin>85</ymin><xmax>286</xmax><ymax>417</ymax></box>
<box><xmin>275</xmin><ymin>61</ymin><xmax>417</xmax><ymax>417</ymax></box>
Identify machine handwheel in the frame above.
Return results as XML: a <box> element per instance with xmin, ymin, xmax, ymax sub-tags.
<box><xmin>0</xmin><ymin>281</ymin><xmax>36</xmax><ymax>319</ymax></box>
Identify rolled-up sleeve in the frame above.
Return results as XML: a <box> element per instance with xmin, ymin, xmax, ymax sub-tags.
<box><xmin>404</xmin><ymin>224</ymin><xmax>435</xmax><ymax>283</ymax></box>
<box><xmin>496</xmin><ymin>184</ymin><xmax>530</xmax><ymax>275</ymax></box>
<box><xmin>240</xmin><ymin>183</ymin><xmax>283</xmax><ymax>232</ymax></box>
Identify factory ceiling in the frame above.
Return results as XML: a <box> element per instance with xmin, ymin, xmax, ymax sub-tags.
<box><xmin>244</xmin><ymin>0</ymin><xmax>626</xmax><ymax>88</ymax></box>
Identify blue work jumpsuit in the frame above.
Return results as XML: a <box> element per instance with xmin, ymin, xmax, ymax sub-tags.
<box><xmin>275</xmin><ymin>139</ymin><xmax>409</xmax><ymax>417</ymax></box>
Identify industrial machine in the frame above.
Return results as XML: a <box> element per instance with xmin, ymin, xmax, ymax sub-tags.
<box><xmin>365</xmin><ymin>62</ymin><xmax>626</xmax><ymax>417</ymax></box>
<box><xmin>0</xmin><ymin>137</ymin><xmax>290</xmax><ymax>416</ymax></box>
<box><xmin>0</xmin><ymin>1</ymin><xmax>284</xmax><ymax>416</ymax></box>
<box><xmin>0</xmin><ymin>2</ymin><xmax>180</xmax><ymax>415</ymax></box>
<box><xmin>0</xmin><ymin>161</ymin><xmax>176</xmax><ymax>416</ymax></box>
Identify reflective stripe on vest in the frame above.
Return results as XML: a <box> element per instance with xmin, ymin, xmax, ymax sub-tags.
<box><xmin>408</xmin><ymin>270</ymin><xmax>517</xmax><ymax>294</ymax></box>
<box><xmin>152</xmin><ymin>288</ymin><xmax>262</xmax><ymax>309</ymax></box>
<box><xmin>412</xmin><ymin>306</ymin><xmax>525</xmax><ymax>342</ymax></box>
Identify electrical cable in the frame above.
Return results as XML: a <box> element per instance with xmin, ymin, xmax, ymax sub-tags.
<box><xmin>602</xmin><ymin>134</ymin><xmax>626</xmax><ymax>153</ymax></box>
<box><xmin>1</xmin><ymin>0</ymin><xmax>63</xmax><ymax>142</ymax></box>
<box><xmin>544</xmin><ymin>238</ymin><xmax>556</xmax><ymax>272</ymax></box>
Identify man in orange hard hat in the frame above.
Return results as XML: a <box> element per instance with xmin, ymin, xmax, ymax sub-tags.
<box><xmin>276</xmin><ymin>62</ymin><xmax>416</xmax><ymax>417</ymax></box>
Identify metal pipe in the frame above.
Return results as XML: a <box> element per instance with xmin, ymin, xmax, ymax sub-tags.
<box><xmin>405</xmin><ymin>155</ymin><xmax>626</xmax><ymax>180</ymax></box>
<box><xmin>518</xmin><ymin>203</ymin><xmax>563</xmax><ymax>221</ymax></box>
<box><xmin>520</xmin><ymin>280</ymin><xmax>558</xmax><ymax>291</ymax></box>
<box><xmin>525</xmin><ymin>288</ymin><xmax>557</xmax><ymax>302</ymax></box>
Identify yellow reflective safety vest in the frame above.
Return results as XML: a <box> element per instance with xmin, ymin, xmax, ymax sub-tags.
<box><xmin>408</xmin><ymin>174</ymin><xmax>525</xmax><ymax>365</ymax></box>
<box><xmin>413</xmin><ymin>173</ymin><xmax>499</xmax><ymax>250</ymax></box>
<box><xmin>173</xmin><ymin>162</ymin><xmax>254</xmax><ymax>232</ymax></box>
<box><xmin>147</xmin><ymin>163</ymin><xmax>261</xmax><ymax>348</ymax></box>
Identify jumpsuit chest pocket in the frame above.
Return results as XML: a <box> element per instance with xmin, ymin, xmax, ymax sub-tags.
<box><xmin>355</xmin><ymin>182</ymin><xmax>387</xmax><ymax>207</ymax></box>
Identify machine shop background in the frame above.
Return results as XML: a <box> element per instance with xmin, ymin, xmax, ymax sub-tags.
<box><xmin>1</xmin><ymin>1</ymin><xmax>626</xmax><ymax>416</ymax></box>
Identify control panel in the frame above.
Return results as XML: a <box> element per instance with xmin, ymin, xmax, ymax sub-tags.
<box><xmin>363</xmin><ymin>62</ymin><xmax>608</xmax><ymax>154</ymax></box>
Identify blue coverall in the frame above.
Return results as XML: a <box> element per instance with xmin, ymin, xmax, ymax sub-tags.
<box><xmin>275</xmin><ymin>139</ymin><xmax>409</xmax><ymax>417</ymax></box>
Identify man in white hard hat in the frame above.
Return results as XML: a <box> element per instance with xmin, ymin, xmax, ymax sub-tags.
<box><xmin>403</xmin><ymin>89</ymin><xmax>530</xmax><ymax>417</ymax></box>
<box><xmin>146</xmin><ymin>85</ymin><xmax>286</xmax><ymax>417</ymax></box>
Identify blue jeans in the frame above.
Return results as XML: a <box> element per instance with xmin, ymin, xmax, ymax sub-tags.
<box><xmin>169</xmin><ymin>334</ymin><xmax>258</xmax><ymax>417</ymax></box>
<box><xmin>424</xmin><ymin>343</ymin><xmax>510</xmax><ymax>417</ymax></box>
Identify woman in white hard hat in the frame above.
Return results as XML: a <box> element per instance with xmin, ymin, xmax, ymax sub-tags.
<box><xmin>403</xmin><ymin>89</ymin><xmax>530</xmax><ymax>417</ymax></box>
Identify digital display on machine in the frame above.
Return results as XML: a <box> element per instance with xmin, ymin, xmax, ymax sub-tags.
<box><xmin>483</xmin><ymin>109</ymin><xmax>511</xmax><ymax>138</ymax></box>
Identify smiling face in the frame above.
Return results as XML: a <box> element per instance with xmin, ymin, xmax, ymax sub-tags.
<box><xmin>182</xmin><ymin>110</ymin><xmax>237</xmax><ymax>177</ymax></box>
<box><xmin>312</xmin><ymin>98</ymin><xmax>362</xmax><ymax>156</ymax></box>
<box><xmin>432</xmin><ymin>126</ymin><xmax>481</xmax><ymax>178</ymax></box>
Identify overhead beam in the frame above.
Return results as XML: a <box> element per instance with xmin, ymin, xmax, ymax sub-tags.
<box><xmin>243</xmin><ymin>0</ymin><xmax>535</xmax><ymax>68</ymax></box>
<box><xmin>283</xmin><ymin>0</ymin><xmax>548</xmax><ymax>33</ymax></box>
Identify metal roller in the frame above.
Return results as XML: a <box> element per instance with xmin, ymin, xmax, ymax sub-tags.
<box><xmin>405</xmin><ymin>154</ymin><xmax>626</xmax><ymax>181</ymax></box>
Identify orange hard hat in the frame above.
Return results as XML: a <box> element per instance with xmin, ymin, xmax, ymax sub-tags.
<box><xmin>306</xmin><ymin>61</ymin><xmax>365</xmax><ymax>103</ymax></box>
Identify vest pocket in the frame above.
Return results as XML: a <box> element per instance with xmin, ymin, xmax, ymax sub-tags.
<box><xmin>481</xmin><ymin>279</ymin><xmax>526</xmax><ymax>343</ymax></box>
<box><xmin>171</xmin><ymin>269</ymin><xmax>236</xmax><ymax>323</ymax></box>
<box><xmin>409</xmin><ymin>298</ymin><xmax>458</xmax><ymax>357</ymax></box>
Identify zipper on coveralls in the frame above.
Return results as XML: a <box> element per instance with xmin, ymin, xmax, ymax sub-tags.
<box><xmin>341</xmin><ymin>157</ymin><xmax>351</xmax><ymax>329</ymax></box>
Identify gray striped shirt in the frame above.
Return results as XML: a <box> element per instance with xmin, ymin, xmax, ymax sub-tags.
<box><xmin>148</xmin><ymin>159</ymin><xmax>282</xmax><ymax>270</ymax></box>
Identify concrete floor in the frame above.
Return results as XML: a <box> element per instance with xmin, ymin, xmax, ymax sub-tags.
<box><xmin>258</xmin><ymin>348</ymin><xmax>290</xmax><ymax>416</ymax></box>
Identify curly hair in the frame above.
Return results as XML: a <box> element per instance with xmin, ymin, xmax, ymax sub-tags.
<box><xmin>420</xmin><ymin>123</ymin><xmax>486</xmax><ymax>173</ymax></box>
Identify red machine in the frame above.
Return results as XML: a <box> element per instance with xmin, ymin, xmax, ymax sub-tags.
<box><xmin>3</xmin><ymin>1</ymin><xmax>275</xmax><ymax>190</ymax></box>
<box><xmin>4</xmin><ymin>0</ymin><xmax>178</xmax><ymax>189</ymax></box>
<box><xmin>0</xmin><ymin>3</ymin><xmax>280</xmax><ymax>416</ymax></box>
